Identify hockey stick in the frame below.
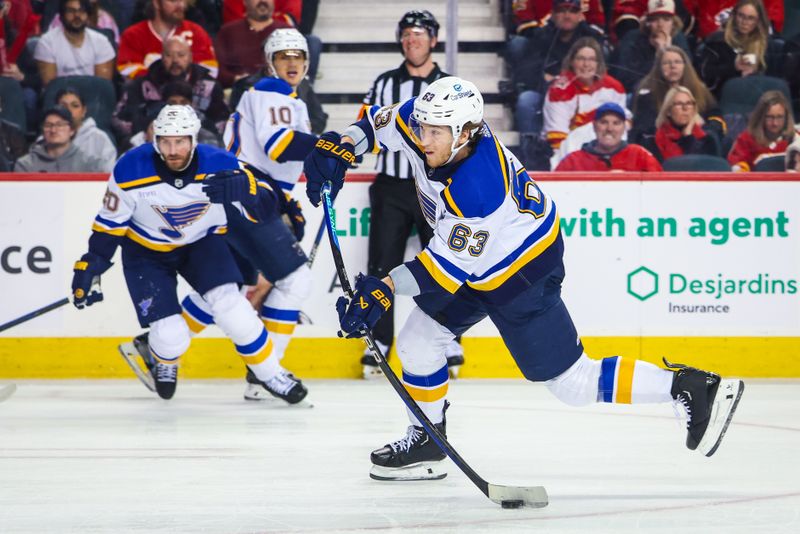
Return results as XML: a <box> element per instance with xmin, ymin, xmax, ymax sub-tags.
<box><xmin>0</xmin><ymin>384</ymin><xmax>17</xmax><ymax>403</ymax></box>
<box><xmin>320</xmin><ymin>183</ymin><xmax>548</xmax><ymax>509</ymax></box>
<box><xmin>0</xmin><ymin>297</ymin><xmax>70</xmax><ymax>333</ymax></box>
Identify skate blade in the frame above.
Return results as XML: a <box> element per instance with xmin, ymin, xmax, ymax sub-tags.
<box><xmin>369</xmin><ymin>461</ymin><xmax>447</xmax><ymax>481</ymax></box>
<box><xmin>244</xmin><ymin>386</ymin><xmax>314</xmax><ymax>408</ymax></box>
<box><xmin>118</xmin><ymin>342</ymin><xmax>156</xmax><ymax>393</ymax></box>
<box><xmin>0</xmin><ymin>383</ymin><xmax>17</xmax><ymax>403</ymax></box>
<box><xmin>700</xmin><ymin>379</ymin><xmax>745</xmax><ymax>457</ymax></box>
<box><xmin>363</xmin><ymin>365</ymin><xmax>384</xmax><ymax>380</ymax></box>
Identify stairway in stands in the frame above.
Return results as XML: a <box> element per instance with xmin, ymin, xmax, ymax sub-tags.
<box><xmin>313</xmin><ymin>0</ymin><xmax>515</xmax><ymax>167</ymax></box>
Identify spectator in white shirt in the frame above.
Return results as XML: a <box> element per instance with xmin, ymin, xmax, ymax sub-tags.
<box><xmin>34</xmin><ymin>0</ymin><xmax>115</xmax><ymax>86</ymax></box>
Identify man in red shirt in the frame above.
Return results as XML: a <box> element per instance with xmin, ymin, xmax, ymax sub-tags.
<box><xmin>215</xmin><ymin>0</ymin><xmax>293</xmax><ymax>88</ymax></box>
<box><xmin>556</xmin><ymin>102</ymin><xmax>663</xmax><ymax>171</ymax></box>
<box><xmin>117</xmin><ymin>0</ymin><xmax>218</xmax><ymax>79</ymax></box>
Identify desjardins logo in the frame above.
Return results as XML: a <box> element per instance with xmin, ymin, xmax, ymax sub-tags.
<box><xmin>627</xmin><ymin>266</ymin><xmax>797</xmax><ymax>301</ymax></box>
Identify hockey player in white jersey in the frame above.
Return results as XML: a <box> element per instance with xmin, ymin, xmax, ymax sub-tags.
<box><xmin>304</xmin><ymin>77</ymin><xmax>745</xmax><ymax>481</ymax></box>
<box><xmin>72</xmin><ymin>105</ymin><xmax>305</xmax><ymax>402</ymax></box>
<box><xmin>172</xmin><ymin>28</ymin><xmax>318</xmax><ymax>401</ymax></box>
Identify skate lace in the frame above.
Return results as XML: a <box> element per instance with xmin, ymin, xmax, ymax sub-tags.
<box><xmin>265</xmin><ymin>371</ymin><xmax>297</xmax><ymax>395</ymax></box>
<box><xmin>156</xmin><ymin>363</ymin><xmax>177</xmax><ymax>383</ymax></box>
<box><xmin>389</xmin><ymin>426</ymin><xmax>423</xmax><ymax>454</ymax></box>
<box><xmin>672</xmin><ymin>394</ymin><xmax>692</xmax><ymax>430</ymax></box>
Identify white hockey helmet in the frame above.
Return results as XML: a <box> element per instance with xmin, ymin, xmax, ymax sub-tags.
<box><xmin>152</xmin><ymin>104</ymin><xmax>201</xmax><ymax>158</ymax></box>
<box><xmin>412</xmin><ymin>76</ymin><xmax>484</xmax><ymax>165</ymax></box>
<box><xmin>264</xmin><ymin>28</ymin><xmax>309</xmax><ymax>79</ymax></box>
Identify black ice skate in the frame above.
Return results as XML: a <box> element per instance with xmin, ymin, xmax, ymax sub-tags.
<box><xmin>118</xmin><ymin>333</ymin><xmax>156</xmax><ymax>393</ymax></box>
<box><xmin>666</xmin><ymin>358</ymin><xmax>744</xmax><ymax>457</ymax></box>
<box><xmin>152</xmin><ymin>360</ymin><xmax>178</xmax><ymax>400</ymax></box>
<box><xmin>245</xmin><ymin>368</ymin><xmax>308</xmax><ymax>404</ymax></box>
<box><xmin>361</xmin><ymin>340</ymin><xmax>390</xmax><ymax>380</ymax></box>
<box><xmin>370</xmin><ymin>405</ymin><xmax>449</xmax><ymax>481</ymax></box>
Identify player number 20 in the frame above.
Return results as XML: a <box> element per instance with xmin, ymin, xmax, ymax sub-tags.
<box><xmin>448</xmin><ymin>224</ymin><xmax>489</xmax><ymax>256</ymax></box>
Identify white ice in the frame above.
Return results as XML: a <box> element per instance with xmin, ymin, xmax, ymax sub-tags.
<box><xmin>0</xmin><ymin>379</ymin><xmax>798</xmax><ymax>533</ymax></box>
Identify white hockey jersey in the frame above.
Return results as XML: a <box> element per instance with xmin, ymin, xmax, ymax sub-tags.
<box><xmin>357</xmin><ymin>99</ymin><xmax>564</xmax><ymax>302</ymax></box>
<box><xmin>90</xmin><ymin>144</ymin><xmax>242</xmax><ymax>252</ymax></box>
<box><xmin>223</xmin><ymin>77</ymin><xmax>312</xmax><ymax>192</ymax></box>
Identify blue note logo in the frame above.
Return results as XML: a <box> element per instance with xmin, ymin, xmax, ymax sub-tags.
<box><xmin>138</xmin><ymin>297</ymin><xmax>153</xmax><ymax>317</ymax></box>
<box><xmin>152</xmin><ymin>202</ymin><xmax>210</xmax><ymax>239</ymax></box>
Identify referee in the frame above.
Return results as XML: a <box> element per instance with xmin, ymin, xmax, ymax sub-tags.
<box><xmin>360</xmin><ymin>10</ymin><xmax>464</xmax><ymax>379</ymax></box>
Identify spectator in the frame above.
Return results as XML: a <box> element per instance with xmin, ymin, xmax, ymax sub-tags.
<box><xmin>0</xmin><ymin>95</ymin><xmax>27</xmax><ymax>171</ymax></box>
<box><xmin>781</xmin><ymin>32</ymin><xmax>800</xmax><ymax>117</ymax></box>
<box><xmin>728</xmin><ymin>90</ymin><xmax>795</xmax><ymax>171</ymax></box>
<box><xmin>630</xmin><ymin>46</ymin><xmax>722</xmax><ymax>143</ymax></box>
<box><xmin>556</xmin><ymin>102</ymin><xmax>663</xmax><ymax>170</ymax></box>
<box><xmin>125</xmin><ymin>102</ymin><xmax>163</xmax><ymax>150</ymax></box>
<box><xmin>611</xmin><ymin>0</ymin><xmax>695</xmax><ymax>42</ymax></box>
<box><xmin>160</xmin><ymin>80</ymin><xmax>224</xmax><ymax>146</ymax></box>
<box><xmin>514</xmin><ymin>0</ymin><xmax>607</xmax><ymax>136</ymax></box>
<box><xmin>47</xmin><ymin>0</ymin><xmax>120</xmax><ymax>45</ymax></box>
<box><xmin>113</xmin><ymin>36</ymin><xmax>228</xmax><ymax>144</ymax></box>
<box><xmin>215</xmin><ymin>0</ymin><xmax>293</xmax><ymax>88</ymax></box>
<box><xmin>34</xmin><ymin>0</ymin><xmax>116</xmax><ymax>86</ymax></box>
<box><xmin>543</xmin><ymin>37</ymin><xmax>626</xmax><ymax>149</ymax></box>
<box><xmin>610</xmin><ymin>0</ymin><xmax>691</xmax><ymax>93</ymax></box>
<box><xmin>686</xmin><ymin>0</ymin><xmax>783</xmax><ymax>39</ymax></box>
<box><xmin>641</xmin><ymin>86</ymin><xmax>720</xmax><ymax>162</ymax></box>
<box><xmin>0</xmin><ymin>0</ymin><xmax>37</xmax><ymax>82</ymax></box>
<box><xmin>14</xmin><ymin>105</ymin><xmax>106</xmax><ymax>172</ymax></box>
<box><xmin>117</xmin><ymin>0</ymin><xmax>217</xmax><ymax>79</ymax></box>
<box><xmin>698</xmin><ymin>0</ymin><xmax>781</xmax><ymax>97</ymax></box>
<box><xmin>786</xmin><ymin>136</ymin><xmax>800</xmax><ymax>172</ymax></box>
<box><xmin>53</xmin><ymin>87</ymin><xmax>117</xmax><ymax>171</ymax></box>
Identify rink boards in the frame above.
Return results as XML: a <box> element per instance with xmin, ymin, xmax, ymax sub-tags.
<box><xmin>1</xmin><ymin>172</ymin><xmax>799</xmax><ymax>378</ymax></box>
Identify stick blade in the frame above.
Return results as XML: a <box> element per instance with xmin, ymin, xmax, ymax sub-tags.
<box><xmin>0</xmin><ymin>384</ymin><xmax>17</xmax><ymax>403</ymax></box>
<box><xmin>488</xmin><ymin>484</ymin><xmax>549</xmax><ymax>508</ymax></box>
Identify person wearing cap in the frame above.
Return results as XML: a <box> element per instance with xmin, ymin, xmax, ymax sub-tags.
<box><xmin>556</xmin><ymin>102</ymin><xmax>663</xmax><ymax>171</ymax></box>
<box><xmin>609</xmin><ymin>0</ymin><xmax>691</xmax><ymax>93</ymax></box>
<box><xmin>15</xmin><ymin>106</ymin><xmax>106</xmax><ymax>172</ymax></box>
<box><xmin>112</xmin><ymin>36</ymin><xmax>229</xmax><ymax>148</ymax></box>
<box><xmin>357</xmin><ymin>10</ymin><xmax>466</xmax><ymax>379</ymax></box>
<box><xmin>513</xmin><ymin>0</ymin><xmax>608</xmax><ymax>137</ymax></box>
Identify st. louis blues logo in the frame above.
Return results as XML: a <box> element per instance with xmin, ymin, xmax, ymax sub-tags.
<box><xmin>138</xmin><ymin>297</ymin><xmax>153</xmax><ymax>317</ymax></box>
<box><xmin>152</xmin><ymin>201</ymin><xmax>210</xmax><ymax>239</ymax></box>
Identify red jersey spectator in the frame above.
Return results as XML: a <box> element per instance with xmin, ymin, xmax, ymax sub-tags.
<box><xmin>557</xmin><ymin>102</ymin><xmax>663</xmax><ymax>171</ymax></box>
<box><xmin>683</xmin><ymin>0</ymin><xmax>783</xmax><ymax>38</ymax></box>
<box><xmin>728</xmin><ymin>90</ymin><xmax>796</xmax><ymax>171</ymax></box>
<box><xmin>215</xmin><ymin>0</ymin><xmax>293</xmax><ymax>88</ymax></box>
<box><xmin>118</xmin><ymin>0</ymin><xmax>218</xmax><ymax>79</ymax></box>
<box><xmin>641</xmin><ymin>86</ymin><xmax>719</xmax><ymax>162</ymax></box>
<box><xmin>0</xmin><ymin>0</ymin><xmax>38</xmax><ymax>81</ymax></box>
<box><xmin>223</xmin><ymin>0</ymin><xmax>301</xmax><ymax>25</ymax></box>
<box><xmin>543</xmin><ymin>37</ymin><xmax>626</xmax><ymax>148</ymax></box>
<box><xmin>512</xmin><ymin>0</ymin><xmax>605</xmax><ymax>36</ymax></box>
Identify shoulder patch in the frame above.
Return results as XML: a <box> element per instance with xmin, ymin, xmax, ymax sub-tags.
<box><xmin>113</xmin><ymin>144</ymin><xmax>158</xmax><ymax>185</ymax></box>
<box><xmin>253</xmin><ymin>77</ymin><xmax>295</xmax><ymax>97</ymax></box>
<box><xmin>440</xmin><ymin>133</ymin><xmax>509</xmax><ymax>218</ymax></box>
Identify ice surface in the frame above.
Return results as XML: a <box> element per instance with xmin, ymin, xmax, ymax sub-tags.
<box><xmin>0</xmin><ymin>379</ymin><xmax>798</xmax><ymax>533</ymax></box>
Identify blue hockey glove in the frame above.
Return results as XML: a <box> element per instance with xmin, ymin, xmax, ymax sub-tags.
<box><xmin>202</xmin><ymin>168</ymin><xmax>258</xmax><ymax>205</ymax></box>
<box><xmin>335</xmin><ymin>274</ymin><xmax>393</xmax><ymax>338</ymax></box>
<box><xmin>71</xmin><ymin>252</ymin><xmax>113</xmax><ymax>309</ymax></box>
<box><xmin>304</xmin><ymin>131</ymin><xmax>355</xmax><ymax>207</ymax></box>
<box><xmin>283</xmin><ymin>197</ymin><xmax>306</xmax><ymax>241</ymax></box>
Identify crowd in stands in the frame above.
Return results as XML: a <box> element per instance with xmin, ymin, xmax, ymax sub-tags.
<box><xmin>0</xmin><ymin>0</ymin><xmax>322</xmax><ymax>172</ymax></box>
<box><xmin>508</xmin><ymin>0</ymin><xmax>800</xmax><ymax>172</ymax></box>
<box><xmin>0</xmin><ymin>0</ymin><xmax>798</xmax><ymax>174</ymax></box>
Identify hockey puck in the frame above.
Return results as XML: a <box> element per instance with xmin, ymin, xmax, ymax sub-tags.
<box><xmin>501</xmin><ymin>499</ymin><xmax>524</xmax><ymax>509</ymax></box>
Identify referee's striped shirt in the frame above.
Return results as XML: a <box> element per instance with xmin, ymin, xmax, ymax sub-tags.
<box><xmin>363</xmin><ymin>62</ymin><xmax>449</xmax><ymax>180</ymax></box>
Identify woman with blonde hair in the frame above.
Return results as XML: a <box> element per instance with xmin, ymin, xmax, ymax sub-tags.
<box><xmin>699</xmin><ymin>0</ymin><xmax>780</xmax><ymax>96</ymax></box>
<box><xmin>728</xmin><ymin>90</ymin><xmax>796</xmax><ymax>171</ymax></box>
<box><xmin>543</xmin><ymin>36</ymin><xmax>626</xmax><ymax>150</ymax></box>
<box><xmin>631</xmin><ymin>46</ymin><xmax>723</xmax><ymax>144</ymax></box>
<box><xmin>641</xmin><ymin>86</ymin><xmax>720</xmax><ymax>162</ymax></box>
